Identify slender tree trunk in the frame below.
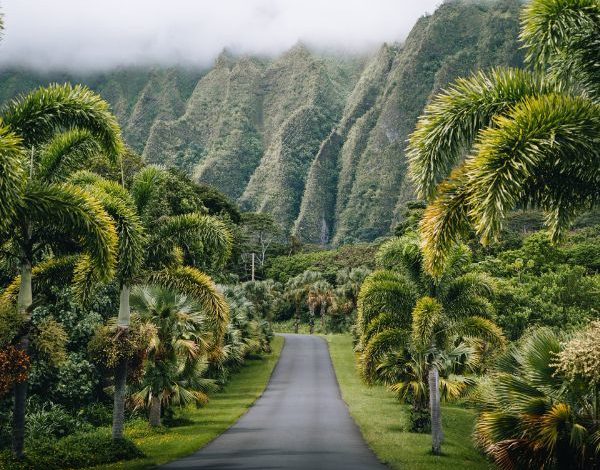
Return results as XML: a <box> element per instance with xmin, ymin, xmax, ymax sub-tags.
<box><xmin>112</xmin><ymin>284</ymin><xmax>131</xmax><ymax>440</ymax></box>
<box><xmin>149</xmin><ymin>395</ymin><xmax>162</xmax><ymax>427</ymax></box>
<box><xmin>294</xmin><ymin>305</ymin><xmax>300</xmax><ymax>334</ymax></box>
<box><xmin>12</xmin><ymin>258</ymin><xmax>32</xmax><ymax>459</ymax></box>
<box><xmin>112</xmin><ymin>357</ymin><xmax>128</xmax><ymax>439</ymax></box>
<box><xmin>117</xmin><ymin>284</ymin><xmax>131</xmax><ymax>328</ymax></box>
<box><xmin>320</xmin><ymin>304</ymin><xmax>326</xmax><ymax>331</ymax></box>
<box><xmin>429</xmin><ymin>365</ymin><xmax>443</xmax><ymax>455</ymax></box>
<box><xmin>308</xmin><ymin>305</ymin><xmax>315</xmax><ymax>334</ymax></box>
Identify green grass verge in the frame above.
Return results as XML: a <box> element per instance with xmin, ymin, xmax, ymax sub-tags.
<box><xmin>91</xmin><ymin>335</ymin><xmax>284</xmax><ymax>470</ymax></box>
<box><xmin>324</xmin><ymin>334</ymin><xmax>492</xmax><ymax>470</ymax></box>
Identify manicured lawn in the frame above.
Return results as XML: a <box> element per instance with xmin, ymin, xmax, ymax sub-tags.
<box><xmin>91</xmin><ymin>335</ymin><xmax>284</xmax><ymax>469</ymax></box>
<box><xmin>324</xmin><ymin>334</ymin><xmax>492</xmax><ymax>470</ymax></box>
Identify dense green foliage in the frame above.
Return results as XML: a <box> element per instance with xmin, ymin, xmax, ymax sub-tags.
<box><xmin>266</xmin><ymin>243</ymin><xmax>378</xmax><ymax>283</ymax></box>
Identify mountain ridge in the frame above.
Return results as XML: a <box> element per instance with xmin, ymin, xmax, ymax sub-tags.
<box><xmin>0</xmin><ymin>0</ymin><xmax>524</xmax><ymax>245</ymax></box>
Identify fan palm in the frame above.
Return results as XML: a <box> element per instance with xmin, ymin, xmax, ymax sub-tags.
<box><xmin>0</xmin><ymin>84</ymin><xmax>124</xmax><ymax>457</ymax></box>
<box><xmin>130</xmin><ymin>286</ymin><xmax>215</xmax><ymax>427</ymax></box>
<box><xmin>407</xmin><ymin>0</ymin><xmax>600</xmax><ymax>275</ymax></box>
<box><xmin>307</xmin><ymin>280</ymin><xmax>333</xmax><ymax>333</ymax></box>
<box><xmin>475</xmin><ymin>327</ymin><xmax>600</xmax><ymax>469</ymax></box>
<box><xmin>357</xmin><ymin>234</ymin><xmax>504</xmax><ymax>454</ymax></box>
<box><xmin>284</xmin><ymin>271</ymin><xmax>324</xmax><ymax>333</ymax></box>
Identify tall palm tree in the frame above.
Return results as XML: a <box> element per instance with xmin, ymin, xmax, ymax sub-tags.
<box><xmin>72</xmin><ymin>167</ymin><xmax>233</xmax><ymax>439</ymax></box>
<box><xmin>407</xmin><ymin>0</ymin><xmax>600</xmax><ymax>275</ymax></box>
<box><xmin>130</xmin><ymin>286</ymin><xmax>215</xmax><ymax>427</ymax></box>
<box><xmin>0</xmin><ymin>84</ymin><xmax>124</xmax><ymax>457</ymax></box>
<box><xmin>68</xmin><ymin>170</ymin><xmax>145</xmax><ymax>439</ymax></box>
<box><xmin>357</xmin><ymin>234</ymin><xmax>504</xmax><ymax>454</ymax></box>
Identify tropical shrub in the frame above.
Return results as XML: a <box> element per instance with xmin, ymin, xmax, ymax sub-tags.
<box><xmin>475</xmin><ymin>326</ymin><xmax>600</xmax><ymax>469</ymax></box>
<box><xmin>0</xmin><ymin>430</ymin><xmax>143</xmax><ymax>470</ymax></box>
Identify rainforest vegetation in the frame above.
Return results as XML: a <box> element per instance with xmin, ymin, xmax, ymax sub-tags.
<box><xmin>0</xmin><ymin>0</ymin><xmax>599</xmax><ymax>469</ymax></box>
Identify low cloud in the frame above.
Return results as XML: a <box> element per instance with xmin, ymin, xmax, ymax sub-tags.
<box><xmin>0</xmin><ymin>0</ymin><xmax>441</xmax><ymax>71</ymax></box>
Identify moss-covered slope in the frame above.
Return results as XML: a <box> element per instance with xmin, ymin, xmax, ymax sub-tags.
<box><xmin>0</xmin><ymin>0</ymin><xmax>523</xmax><ymax>244</ymax></box>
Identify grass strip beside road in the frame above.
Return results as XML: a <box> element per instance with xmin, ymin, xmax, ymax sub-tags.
<box><xmin>324</xmin><ymin>334</ymin><xmax>491</xmax><ymax>470</ymax></box>
<box><xmin>93</xmin><ymin>335</ymin><xmax>284</xmax><ymax>470</ymax></box>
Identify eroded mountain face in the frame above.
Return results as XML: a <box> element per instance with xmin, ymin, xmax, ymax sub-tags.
<box><xmin>0</xmin><ymin>0</ymin><xmax>523</xmax><ymax>245</ymax></box>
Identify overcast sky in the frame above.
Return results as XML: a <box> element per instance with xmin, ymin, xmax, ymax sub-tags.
<box><xmin>0</xmin><ymin>0</ymin><xmax>442</xmax><ymax>71</ymax></box>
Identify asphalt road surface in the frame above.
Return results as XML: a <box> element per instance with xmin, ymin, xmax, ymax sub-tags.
<box><xmin>161</xmin><ymin>334</ymin><xmax>386</xmax><ymax>469</ymax></box>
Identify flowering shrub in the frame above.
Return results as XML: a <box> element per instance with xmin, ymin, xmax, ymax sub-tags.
<box><xmin>0</xmin><ymin>345</ymin><xmax>30</xmax><ymax>397</ymax></box>
<box><xmin>553</xmin><ymin>321</ymin><xmax>600</xmax><ymax>384</ymax></box>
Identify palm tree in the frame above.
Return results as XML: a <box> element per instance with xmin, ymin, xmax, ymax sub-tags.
<box><xmin>474</xmin><ymin>326</ymin><xmax>600</xmax><ymax>469</ymax></box>
<box><xmin>0</xmin><ymin>84</ymin><xmax>124</xmax><ymax>458</ymax></box>
<box><xmin>284</xmin><ymin>271</ymin><xmax>324</xmax><ymax>333</ymax></box>
<box><xmin>357</xmin><ymin>234</ymin><xmax>504</xmax><ymax>454</ymax></box>
<box><xmin>376</xmin><ymin>344</ymin><xmax>474</xmax><ymax>433</ymax></box>
<box><xmin>130</xmin><ymin>286</ymin><xmax>215</xmax><ymax>427</ymax></box>
<box><xmin>68</xmin><ymin>170</ymin><xmax>145</xmax><ymax>439</ymax></box>
<box><xmin>407</xmin><ymin>0</ymin><xmax>600</xmax><ymax>275</ymax></box>
<box><xmin>307</xmin><ymin>280</ymin><xmax>332</xmax><ymax>333</ymax></box>
<box><xmin>72</xmin><ymin>167</ymin><xmax>233</xmax><ymax>438</ymax></box>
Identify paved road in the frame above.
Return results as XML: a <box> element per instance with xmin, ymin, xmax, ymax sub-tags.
<box><xmin>161</xmin><ymin>334</ymin><xmax>386</xmax><ymax>470</ymax></box>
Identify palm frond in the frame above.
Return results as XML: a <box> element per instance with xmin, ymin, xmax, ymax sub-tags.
<box><xmin>521</xmin><ymin>0</ymin><xmax>600</xmax><ymax>96</ymax></box>
<box><xmin>466</xmin><ymin>93</ymin><xmax>600</xmax><ymax>245</ymax></box>
<box><xmin>146</xmin><ymin>266</ymin><xmax>229</xmax><ymax>341</ymax></box>
<box><xmin>411</xmin><ymin>296</ymin><xmax>443</xmax><ymax>351</ymax></box>
<box><xmin>70</xmin><ymin>171</ymin><xmax>146</xmax><ymax>285</ymax></box>
<box><xmin>419</xmin><ymin>164</ymin><xmax>474</xmax><ymax>277</ymax></box>
<box><xmin>0</xmin><ymin>124</ymin><xmax>25</xmax><ymax>228</ymax></box>
<box><xmin>22</xmin><ymin>182</ymin><xmax>118</xmax><ymax>281</ymax></box>
<box><xmin>131</xmin><ymin>165</ymin><xmax>165</xmax><ymax>214</ymax></box>
<box><xmin>154</xmin><ymin>212</ymin><xmax>232</xmax><ymax>268</ymax></box>
<box><xmin>449</xmin><ymin>316</ymin><xmax>506</xmax><ymax>349</ymax></box>
<box><xmin>407</xmin><ymin>68</ymin><xmax>549</xmax><ymax>199</ymax></box>
<box><xmin>360</xmin><ymin>328</ymin><xmax>409</xmax><ymax>384</ymax></box>
<box><xmin>356</xmin><ymin>270</ymin><xmax>417</xmax><ymax>337</ymax></box>
<box><xmin>37</xmin><ymin>129</ymin><xmax>101</xmax><ymax>182</ymax></box>
<box><xmin>1</xmin><ymin>83</ymin><xmax>123</xmax><ymax>157</ymax></box>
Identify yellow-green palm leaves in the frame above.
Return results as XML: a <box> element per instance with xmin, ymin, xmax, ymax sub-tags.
<box><xmin>356</xmin><ymin>234</ymin><xmax>503</xmax><ymax>383</ymax></box>
<box><xmin>407</xmin><ymin>0</ymin><xmax>600</xmax><ymax>276</ymax></box>
<box><xmin>0</xmin><ymin>83</ymin><xmax>124</xmax><ymax>458</ymax></box>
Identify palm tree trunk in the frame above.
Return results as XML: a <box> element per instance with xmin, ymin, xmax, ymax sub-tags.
<box><xmin>320</xmin><ymin>304</ymin><xmax>326</xmax><ymax>331</ymax></box>
<box><xmin>149</xmin><ymin>395</ymin><xmax>161</xmax><ymax>427</ymax></box>
<box><xmin>309</xmin><ymin>305</ymin><xmax>315</xmax><ymax>334</ymax></box>
<box><xmin>112</xmin><ymin>357</ymin><xmax>128</xmax><ymax>439</ymax></box>
<box><xmin>294</xmin><ymin>305</ymin><xmax>300</xmax><ymax>334</ymax></box>
<box><xmin>12</xmin><ymin>258</ymin><xmax>32</xmax><ymax>459</ymax></box>
<box><xmin>112</xmin><ymin>284</ymin><xmax>131</xmax><ymax>440</ymax></box>
<box><xmin>429</xmin><ymin>365</ymin><xmax>443</xmax><ymax>455</ymax></box>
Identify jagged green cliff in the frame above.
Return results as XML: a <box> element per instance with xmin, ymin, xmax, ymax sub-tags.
<box><xmin>0</xmin><ymin>0</ymin><xmax>524</xmax><ymax>245</ymax></box>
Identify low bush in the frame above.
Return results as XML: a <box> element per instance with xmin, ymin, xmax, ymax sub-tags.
<box><xmin>25</xmin><ymin>403</ymin><xmax>90</xmax><ymax>441</ymax></box>
<box><xmin>0</xmin><ymin>429</ymin><xmax>143</xmax><ymax>469</ymax></box>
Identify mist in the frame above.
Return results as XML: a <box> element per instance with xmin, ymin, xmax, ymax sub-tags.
<box><xmin>0</xmin><ymin>0</ymin><xmax>441</xmax><ymax>71</ymax></box>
